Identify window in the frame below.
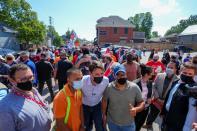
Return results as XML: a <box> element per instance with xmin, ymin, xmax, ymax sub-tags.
<box><xmin>114</xmin><ymin>28</ymin><xmax>118</xmax><ymax>34</ymax></box>
<box><xmin>124</xmin><ymin>28</ymin><xmax>128</xmax><ymax>34</ymax></box>
<box><xmin>99</xmin><ymin>30</ymin><xmax>107</xmax><ymax>35</ymax></box>
<box><xmin>192</xmin><ymin>36</ymin><xmax>194</xmax><ymax>42</ymax></box>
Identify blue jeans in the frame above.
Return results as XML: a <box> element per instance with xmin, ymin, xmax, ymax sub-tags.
<box><xmin>108</xmin><ymin>121</ymin><xmax>136</xmax><ymax>131</ymax></box>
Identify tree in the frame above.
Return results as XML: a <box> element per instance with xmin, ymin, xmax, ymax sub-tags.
<box><xmin>0</xmin><ymin>0</ymin><xmax>46</xmax><ymax>47</ymax></box>
<box><xmin>53</xmin><ymin>35</ymin><xmax>63</xmax><ymax>47</ymax></box>
<box><xmin>65</xmin><ymin>29</ymin><xmax>71</xmax><ymax>40</ymax></box>
<box><xmin>128</xmin><ymin>12</ymin><xmax>153</xmax><ymax>39</ymax></box>
<box><xmin>165</xmin><ymin>15</ymin><xmax>197</xmax><ymax>36</ymax></box>
<box><xmin>152</xmin><ymin>31</ymin><xmax>159</xmax><ymax>38</ymax></box>
<box><xmin>47</xmin><ymin>25</ymin><xmax>63</xmax><ymax>47</ymax></box>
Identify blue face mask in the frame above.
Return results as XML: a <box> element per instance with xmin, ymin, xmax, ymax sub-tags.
<box><xmin>72</xmin><ymin>80</ymin><xmax>83</xmax><ymax>90</ymax></box>
<box><xmin>166</xmin><ymin>68</ymin><xmax>174</xmax><ymax>76</ymax></box>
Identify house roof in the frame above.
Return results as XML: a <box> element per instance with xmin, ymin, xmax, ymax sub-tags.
<box><xmin>179</xmin><ymin>24</ymin><xmax>197</xmax><ymax>36</ymax></box>
<box><xmin>96</xmin><ymin>16</ymin><xmax>135</xmax><ymax>28</ymax></box>
<box><xmin>165</xmin><ymin>33</ymin><xmax>178</xmax><ymax>38</ymax></box>
<box><xmin>0</xmin><ymin>24</ymin><xmax>17</xmax><ymax>33</ymax></box>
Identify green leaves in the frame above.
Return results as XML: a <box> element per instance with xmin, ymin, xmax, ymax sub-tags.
<box><xmin>0</xmin><ymin>0</ymin><xmax>46</xmax><ymax>46</ymax></box>
<box><xmin>48</xmin><ymin>25</ymin><xmax>63</xmax><ymax>47</ymax></box>
<box><xmin>165</xmin><ymin>15</ymin><xmax>197</xmax><ymax>36</ymax></box>
<box><xmin>128</xmin><ymin>12</ymin><xmax>153</xmax><ymax>39</ymax></box>
<box><xmin>152</xmin><ymin>31</ymin><xmax>159</xmax><ymax>38</ymax></box>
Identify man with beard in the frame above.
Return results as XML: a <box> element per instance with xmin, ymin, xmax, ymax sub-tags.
<box><xmin>123</xmin><ymin>53</ymin><xmax>141</xmax><ymax>81</ymax></box>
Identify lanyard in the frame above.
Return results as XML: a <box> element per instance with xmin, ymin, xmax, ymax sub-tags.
<box><xmin>12</xmin><ymin>90</ymin><xmax>46</xmax><ymax>107</ymax></box>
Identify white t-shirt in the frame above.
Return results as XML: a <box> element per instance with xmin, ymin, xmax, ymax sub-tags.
<box><xmin>82</xmin><ymin>75</ymin><xmax>109</xmax><ymax>106</ymax></box>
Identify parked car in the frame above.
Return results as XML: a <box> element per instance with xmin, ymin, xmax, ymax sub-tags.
<box><xmin>174</xmin><ymin>45</ymin><xmax>193</xmax><ymax>53</ymax></box>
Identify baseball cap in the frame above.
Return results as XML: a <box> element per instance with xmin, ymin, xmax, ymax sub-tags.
<box><xmin>113</xmin><ymin>64</ymin><xmax>126</xmax><ymax>76</ymax></box>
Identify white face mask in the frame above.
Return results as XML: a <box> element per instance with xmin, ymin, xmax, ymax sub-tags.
<box><xmin>166</xmin><ymin>68</ymin><xmax>174</xmax><ymax>76</ymax></box>
<box><xmin>72</xmin><ymin>80</ymin><xmax>83</xmax><ymax>90</ymax></box>
<box><xmin>193</xmin><ymin>75</ymin><xmax>197</xmax><ymax>83</ymax></box>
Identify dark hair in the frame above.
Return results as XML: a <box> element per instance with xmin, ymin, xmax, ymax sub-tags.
<box><xmin>37</xmin><ymin>47</ymin><xmax>42</xmax><ymax>54</ymax></box>
<box><xmin>9</xmin><ymin>64</ymin><xmax>30</xmax><ymax>79</ymax></box>
<box><xmin>89</xmin><ymin>60</ymin><xmax>104</xmax><ymax>73</ymax></box>
<box><xmin>169</xmin><ymin>60</ymin><xmax>180</xmax><ymax>75</ymax></box>
<box><xmin>105</xmin><ymin>56</ymin><xmax>112</xmax><ymax>62</ymax></box>
<box><xmin>67</xmin><ymin>67</ymin><xmax>82</xmax><ymax>78</ymax></box>
<box><xmin>140</xmin><ymin>64</ymin><xmax>152</xmax><ymax>77</ymax></box>
<box><xmin>192</xmin><ymin>55</ymin><xmax>197</xmax><ymax>64</ymax></box>
<box><xmin>40</xmin><ymin>53</ymin><xmax>47</xmax><ymax>59</ymax></box>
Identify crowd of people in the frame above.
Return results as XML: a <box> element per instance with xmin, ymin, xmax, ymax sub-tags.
<box><xmin>0</xmin><ymin>44</ymin><xmax>196</xmax><ymax>131</ymax></box>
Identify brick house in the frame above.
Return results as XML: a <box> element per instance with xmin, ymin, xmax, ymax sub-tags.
<box><xmin>96</xmin><ymin>16</ymin><xmax>135</xmax><ymax>44</ymax></box>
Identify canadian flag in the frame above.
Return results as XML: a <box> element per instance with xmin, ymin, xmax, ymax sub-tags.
<box><xmin>104</xmin><ymin>62</ymin><xmax>114</xmax><ymax>77</ymax></box>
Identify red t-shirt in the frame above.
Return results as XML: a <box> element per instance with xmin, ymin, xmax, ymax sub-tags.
<box><xmin>146</xmin><ymin>60</ymin><xmax>166</xmax><ymax>74</ymax></box>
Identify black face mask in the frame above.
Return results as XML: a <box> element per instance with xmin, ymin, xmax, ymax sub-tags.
<box><xmin>82</xmin><ymin>49</ymin><xmax>90</xmax><ymax>55</ymax></box>
<box><xmin>17</xmin><ymin>81</ymin><xmax>33</xmax><ymax>91</ymax></box>
<box><xmin>180</xmin><ymin>74</ymin><xmax>195</xmax><ymax>84</ymax></box>
<box><xmin>94</xmin><ymin>76</ymin><xmax>103</xmax><ymax>84</ymax></box>
<box><xmin>117</xmin><ymin>78</ymin><xmax>127</xmax><ymax>85</ymax></box>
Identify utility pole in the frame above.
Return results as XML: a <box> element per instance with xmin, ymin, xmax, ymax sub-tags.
<box><xmin>49</xmin><ymin>16</ymin><xmax>54</xmax><ymax>26</ymax></box>
<box><xmin>49</xmin><ymin>16</ymin><xmax>54</xmax><ymax>46</ymax></box>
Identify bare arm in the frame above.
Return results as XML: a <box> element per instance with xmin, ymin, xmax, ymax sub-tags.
<box><xmin>56</xmin><ymin>118</ymin><xmax>71</xmax><ymax>131</ymax></box>
<box><xmin>129</xmin><ymin>101</ymin><xmax>145</xmax><ymax>117</ymax></box>
<box><xmin>101</xmin><ymin>97</ymin><xmax>108</xmax><ymax>129</ymax></box>
<box><xmin>135</xmin><ymin>101</ymin><xmax>145</xmax><ymax>113</ymax></box>
<box><xmin>80</xmin><ymin>105</ymin><xmax>85</xmax><ymax>130</ymax></box>
<box><xmin>75</xmin><ymin>57</ymin><xmax>91</xmax><ymax>68</ymax></box>
<box><xmin>102</xmin><ymin>97</ymin><xmax>107</xmax><ymax>116</ymax></box>
<box><xmin>137</xmin><ymin>64</ymin><xmax>141</xmax><ymax>79</ymax></box>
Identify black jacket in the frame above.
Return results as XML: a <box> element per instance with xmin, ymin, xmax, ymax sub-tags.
<box><xmin>133</xmin><ymin>78</ymin><xmax>153</xmax><ymax>99</ymax></box>
<box><xmin>56</xmin><ymin>59</ymin><xmax>73</xmax><ymax>81</ymax></box>
<box><xmin>161</xmin><ymin>80</ymin><xmax>189</xmax><ymax>130</ymax></box>
<box><xmin>36</xmin><ymin>60</ymin><xmax>54</xmax><ymax>81</ymax></box>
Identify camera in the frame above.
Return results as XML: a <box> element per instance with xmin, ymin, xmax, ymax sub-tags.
<box><xmin>185</xmin><ymin>84</ymin><xmax>197</xmax><ymax>106</ymax></box>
